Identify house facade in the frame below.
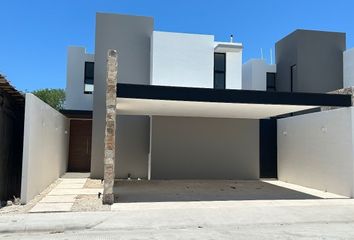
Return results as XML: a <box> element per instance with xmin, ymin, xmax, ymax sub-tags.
<box><xmin>2</xmin><ymin>12</ymin><xmax>353</xmax><ymax>204</ymax></box>
<box><xmin>62</xmin><ymin>12</ymin><xmax>354</xmax><ymax>191</ymax></box>
<box><xmin>65</xmin><ymin>13</ymin><xmax>257</xmax><ymax>180</ymax></box>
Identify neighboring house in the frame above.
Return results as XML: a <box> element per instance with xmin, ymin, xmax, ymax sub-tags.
<box><xmin>242</xmin><ymin>59</ymin><xmax>276</xmax><ymax>91</ymax></box>
<box><xmin>60</xmin><ymin>13</ymin><xmax>354</xmax><ymax>199</ymax></box>
<box><xmin>344</xmin><ymin>48</ymin><xmax>354</xmax><ymax>88</ymax></box>
<box><xmin>275</xmin><ymin>29</ymin><xmax>345</xmax><ymax>93</ymax></box>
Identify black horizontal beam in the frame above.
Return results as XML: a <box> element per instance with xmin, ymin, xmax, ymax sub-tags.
<box><xmin>60</xmin><ymin>110</ymin><xmax>93</xmax><ymax>119</ymax></box>
<box><xmin>116</xmin><ymin>84</ymin><xmax>352</xmax><ymax>107</ymax></box>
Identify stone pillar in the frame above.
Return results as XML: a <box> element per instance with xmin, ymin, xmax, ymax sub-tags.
<box><xmin>103</xmin><ymin>49</ymin><xmax>118</xmax><ymax>205</ymax></box>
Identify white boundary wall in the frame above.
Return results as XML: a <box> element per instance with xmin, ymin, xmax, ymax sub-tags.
<box><xmin>344</xmin><ymin>48</ymin><xmax>354</xmax><ymax>88</ymax></box>
<box><xmin>21</xmin><ymin>94</ymin><xmax>70</xmax><ymax>203</ymax></box>
<box><xmin>277</xmin><ymin>107</ymin><xmax>354</xmax><ymax>197</ymax></box>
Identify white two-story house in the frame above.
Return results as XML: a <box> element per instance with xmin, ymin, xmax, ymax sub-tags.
<box><xmin>61</xmin><ymin>13</ymin><xmax>354</xmax><ymax>199</ymax></box>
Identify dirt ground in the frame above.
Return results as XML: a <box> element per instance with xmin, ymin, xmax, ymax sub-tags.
<box><xmin>0</xmin><ymin>179</ymin><xmax>61</xmax><ymax>215</ymax></box>
<box><xmin>0</xmin><ymin>178</ymin><xmax>107</xmax><ymax>214</ymax></box>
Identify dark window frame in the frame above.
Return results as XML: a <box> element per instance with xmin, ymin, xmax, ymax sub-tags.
<box><xmin>214</xmin><ymin>53</ymin><xmax>226</xmax><ymax>89</ymax></box>
<box><xmin>84</xmin><ymin>62</ymin><xmax>94</xmax><ymax>94</ymax></box>
<box><xmin>290</xmin><ymin>64</ymin><xmax>297</xmax><ymax>92</ymax></box>
<box><xmin>266</xmin><ymin>72</ymin><xmax>276</xmax><ymax>92</ymax></box>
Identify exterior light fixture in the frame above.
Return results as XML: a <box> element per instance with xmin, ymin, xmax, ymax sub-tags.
<box><xmin>321</xmin><ymin>126</ymin><xmax>327</xmax><ymax>133</ymax></box>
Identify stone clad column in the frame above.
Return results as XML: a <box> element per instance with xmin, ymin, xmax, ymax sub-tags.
<box><xmin>103</xmin><ymin>49</ymin><xmax>118</xmax><ymax>205</ymax></box>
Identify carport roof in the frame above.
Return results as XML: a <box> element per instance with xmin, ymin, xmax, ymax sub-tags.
<box><xmin>116</xmin><ymin>84</ymin><xmax>351</xmax><ymax>119</ymax></box>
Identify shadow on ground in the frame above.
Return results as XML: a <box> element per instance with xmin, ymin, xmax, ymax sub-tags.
<box><xmin>113</xmin><ymin>180</ymin><xmax>320</xmax><ymax>203</ymax></box>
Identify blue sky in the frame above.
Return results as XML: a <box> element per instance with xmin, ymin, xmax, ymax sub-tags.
<box><xmin>0</xmin><ymin>0</ymin><xmax>353</xmax><ymax>91</ymax></box>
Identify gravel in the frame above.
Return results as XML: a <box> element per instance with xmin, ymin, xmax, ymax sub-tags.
<box><xmin>84</xmin><ymin>179</ymin><xmax>103</xmax><ymax>189</ymax></box>
<box><xmin>71</xmin><ymin>194</ymin><xmax>110</xmax><ymax>212</ymax></box>
<box><xmin>0</xmin><ymin>179</ymin><xmax>61</xmax><ymax>215</ymax></box>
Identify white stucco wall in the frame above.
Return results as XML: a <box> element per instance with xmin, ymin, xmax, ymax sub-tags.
<box><xmin>225</xmin><ymin>52</ymin><xmax>242</xmax><ymax>89</ymax></box>
<box><xmin>277</xmin><ymin>107</ymin><xmax>354</xmax><ymax>197</ymax></box>
<box><xmin>344</xmin><ymin>48</ymin><xmax>354</xmax><ymax>88</ymax></box>
<box><xmin>65</xmin><ymin>46</ymin><xmax>94</xmax><ymax>110</ymax></box>
<box><xmin>150</xmin><ymin>116</ymin><xmax>259</xmax><ymax>179</ymax></box>
<box><xmin>150</xmin><ymin>31</ymin><xmax>243</xmax><ymax>89</ymax></box>
<box><xmin>21</xmin><ymin>94</ymin><xmax>70</xmax><ymax>203</ymax></box>
<box><xmin>151</xmin><ymin>31</ymin><xmax>214</xmax><ymax>88</ymax></box>
<box><xmin>242</xmin><ymin>59</ymin><xmax>276</xmax><ymax>91</ymax></box>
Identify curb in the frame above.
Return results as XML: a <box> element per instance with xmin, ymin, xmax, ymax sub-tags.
<box><xmin>0</xmin><ymin>211</ymin><xmax>114</xmax><ymax>234</ymax></box>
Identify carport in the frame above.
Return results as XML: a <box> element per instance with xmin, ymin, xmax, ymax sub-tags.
<box><xmin>102</xmin><ymin>50</ymin><xmax>352</xmax><ymax>204</ymax></box>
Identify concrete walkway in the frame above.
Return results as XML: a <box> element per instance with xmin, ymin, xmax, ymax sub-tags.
<box><xmin>29</xmin><ymin>173</ymin><xmax>103</xmax><ymax>213</ymax></box>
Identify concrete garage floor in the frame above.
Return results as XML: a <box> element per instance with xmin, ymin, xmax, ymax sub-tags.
<box><xmin>112</xmin><ymin>179</ymin><xmax>345</xmax><ymax>204</ymax></box>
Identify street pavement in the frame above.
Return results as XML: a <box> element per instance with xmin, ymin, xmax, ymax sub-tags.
<box><xmin>1</xmin><ymin>198</ymin><xmax>354</xmax><ymax>239</ymax></box>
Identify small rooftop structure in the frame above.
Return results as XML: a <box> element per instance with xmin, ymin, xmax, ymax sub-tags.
<box><xmin>214</xmin><ymin>41</ymin><xmax>243</xmax><ymax>53</ymax></box>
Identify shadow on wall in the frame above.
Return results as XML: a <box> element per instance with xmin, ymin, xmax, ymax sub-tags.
<box><xmin>20</xmin><ymin>94</ymin><xmax>70</xmax><ymax>204</ymax></box>
<box><xmin>0</xmin><ymin>76</ymin><xmax>25</xmax><ymax>203</ymax></box>
<box><xmin>113</xmin><ymin>180</ymin><xmax>321</xmax><ymax>203</ymax></box>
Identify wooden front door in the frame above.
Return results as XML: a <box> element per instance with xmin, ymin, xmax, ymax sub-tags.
<box><xmin>68</xmin><ymin>120</ymin><xmax>92</xmax><ymax>172</ymax></box>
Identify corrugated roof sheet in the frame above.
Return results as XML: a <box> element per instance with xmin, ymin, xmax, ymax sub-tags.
<box><xmin>0</xmin><ymin>74</ymin><xmax>25</xmax><ymax>105</ymax></box>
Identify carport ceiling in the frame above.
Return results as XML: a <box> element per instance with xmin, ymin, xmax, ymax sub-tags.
<box><xmin>116</xmin><ymin>84</ymin><xmax>351</xmax><ymax>119</ymax></box>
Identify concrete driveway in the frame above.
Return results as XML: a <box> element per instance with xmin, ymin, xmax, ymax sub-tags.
<box><xmin>1</xmin><ymin>179</ymin><xmax>352</xmax><ymax>239</ymax></box>
<box><xmin>113</xmin><ymin>179</ymin><xmax>345</xmax><ymax>204</ymax></box>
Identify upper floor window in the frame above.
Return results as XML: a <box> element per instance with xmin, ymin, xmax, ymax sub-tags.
<box><xmin>84</xmin><ymin>62</ymin><xmax>94</xmax><ymax>94</ymax></box>
<box><xmin>266</xmin><ymin>72</ymin><xmax>276</xmax><ymax>91</ymax></box>
<box><xmin>214</xmin><ymin>53</ymin><xmax>226</xmax><ymax>89</ymax></box>
<box><xmin>290</xmin><ymin>64</ymin><xmax>297</xmax><ymax>92</ymax></box>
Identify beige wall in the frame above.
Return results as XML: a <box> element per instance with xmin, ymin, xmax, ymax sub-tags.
<box><xmin>278</xmin><ymin>107</ymin><xmax>354</xmax><ymax>197</ymax></box>
<box><xmin>150</xmin><ymin>116</ymin><xmax>260</xmax><ymax>179</ymax></box>
<box><xmin>21</xmin><ymin>94</ymin><xmax>70</xmax><ymax>203</ymax></box>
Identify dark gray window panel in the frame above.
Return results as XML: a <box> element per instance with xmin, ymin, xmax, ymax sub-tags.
<box><xmin>214</xmin><ymin>53</ymin><xmax>226</xmax><ymax>71</ymax></box>
<box><xmin>290</xmin><ymin>64</ymin><xmax>297</xmax><ymax>92</ymax></box>
<box><xmin>84</xmin><ymin>62</ymin><xmax>94</xmax><ymax>79</ymax></box>
<box><xmin>214</xmin><ymin>53</ymin><xmax>226</xmax><ymax>89</ymax></box>
<box><xmin>214</xmin><ymin>72</ymin><xmax>226</xmax><ymax>89</ymax></box>
<box><xmin>84</xmin><ymin>62</ymin><xmax>94</xmax><ymax>94</ymax></box>
<box><xmin>266</xmin><ymin>72</ymin><xmax>276</xmax><ymax>91</ymax></box>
